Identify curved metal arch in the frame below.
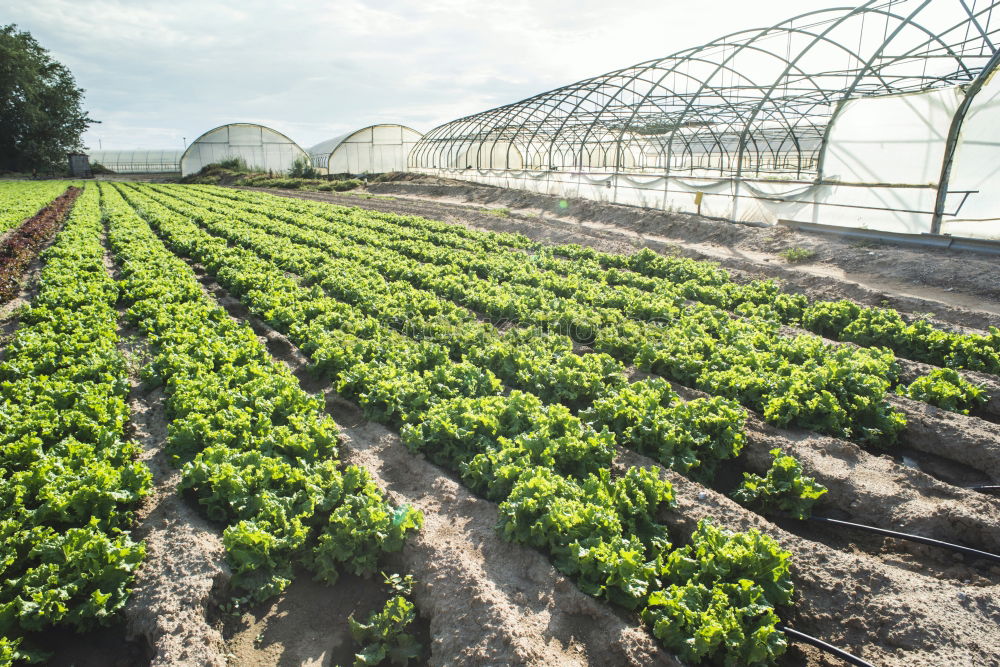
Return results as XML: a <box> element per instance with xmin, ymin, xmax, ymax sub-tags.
<box><xmin>531</xmin><ymin>52</ymin><xmax>780</xmax><ymax>173</ymax></box>
<box><xmin>812</xmin><ymin>1</ymin><xmax>988</xmax><ymax>174</ymax></box>
<box><xmin>590</xmin><ymin>35</ymin><xmax>857</xmax><ymax>175</ymax></box>
<box><xmin>411</xmin><ymin>1</ymin><xmax>1000</xmax><ymax>182</ymax></box>
<box><xmin>415</xmin><ymin>74</ymin><xmax>611</xmax><ymax>169</ymax></box>
<box><xmin>577</xmin><ymin>12</ymin><xmax>890</xmax><ymax>175</ymax></box>
<box><xmin>733</xmin><ymin>2</ymin><xmax>899</xmax><ymax>178</ymax></box>
<box><xmin>485</xmin><ymin>82</ymin><xmax>612</xmax><ymax>169</ymax></box>
<box><xmin>559</xmin><ymin>57</ymin><xmax>776</xmax><ymax>172</ymax></box>
<box><xmin>932</xmin><ymin>47</ymin><xmax>1000</xmax><ymax>231</ymax></box>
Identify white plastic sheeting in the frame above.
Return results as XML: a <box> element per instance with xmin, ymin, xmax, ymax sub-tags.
<box><xmin>823</xmin><ymin>89</ymin><xmax>961</xmax><ymax>187</ymax></box>
<box><xmin>308</xmin><ymin>124</ymin><xmax>422</xmax><ymax>174</ymax></box>
<box><xmin>180</xmin><ymin>123</ymin><xmax>307</xmax><ymax>176</ymax></box>
<box><xmin>459</xmin><ymin>141</ymin><xmax>524</xmax><ymax>170</ymax></box>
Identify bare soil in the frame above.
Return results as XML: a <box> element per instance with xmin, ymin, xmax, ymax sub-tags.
<box><xmin>222</xmin><ymin>570</ymin><xmax>407</xmax><ymax>667</ymax></box>
<box><xmin>665</xmin><ymin>382</ymin><xmax>1000</xmax><ymax>559</ymax></box>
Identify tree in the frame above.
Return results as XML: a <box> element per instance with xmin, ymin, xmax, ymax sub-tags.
<box><xmin>288</xmin><ymin>155</ymin><xmax>319</xmax><ymax>179</ymax></box>
<box><xmin>0</xmin><ymin>24</ymin><xmax>97</xmax><ymax>172</ymax></box>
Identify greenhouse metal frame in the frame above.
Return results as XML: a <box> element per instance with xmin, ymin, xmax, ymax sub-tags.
<box><xmin>411</xmin><ymin>0</ymin><xmax>1000</xmax><ymax>239</ymax></box>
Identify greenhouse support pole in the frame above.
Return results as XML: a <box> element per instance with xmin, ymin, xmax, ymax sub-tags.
<box><xmin>931</xmin><ymin>51</ymin><xmax>1000</xmax><ymax>235</ymax></box>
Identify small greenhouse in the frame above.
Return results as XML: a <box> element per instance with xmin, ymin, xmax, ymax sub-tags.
<box><xmin>307</xmin><ymin>124</ymin><xmax>422</xmax><ymax>175</ymax></box>
<box><xmin>180</xmin><ymin>123</ymin><xmax>308</xmax><ymax>177</ymax></box>
<box><xmin>86</xmin><ymin>150</ymin><xmax>182</xmax><ymax>174</ymax></box>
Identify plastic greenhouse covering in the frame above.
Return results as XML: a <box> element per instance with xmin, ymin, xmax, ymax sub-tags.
<box><xmin>180</xmin><ymin>123</ymin><xmax>308</xmax><ymax>177</ymax></box>
<box><xmin>307</xmin><ymin>124</ymin><xmax>423</xmax><ymax>174</ymax></box>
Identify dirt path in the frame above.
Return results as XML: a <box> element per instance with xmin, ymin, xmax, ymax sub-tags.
<box><xmin>101</xmin><ymin>234</ymin><xmax>231</xmax><ymax>667</ymax></box>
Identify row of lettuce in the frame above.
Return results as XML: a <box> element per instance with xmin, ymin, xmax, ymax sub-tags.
<box><xmin>159</xmin><ymin>184</ymin><xmax>910</xmax><ymax>443</ymax></box>
<box><xmin>186</xmin><ymin>183</ymin><xmax>995</xmax><ymax>416</ymax></box>
<box><xmin>195</xmin><ymin>182</ymin><xmax>1000</xmax><ymax>375</ymax></box>
<box><xmin>130</xmin><ymin>183</ymin><xmax>827</xmax><ymax>517</ymax></box>
<box><xmin>103</xmin><ymin>184</ymin><xmax>422</xmax><ymax>598</ymax></box>
<box><xmin>0</xmin><ymin>186</ymin><xmax>82</xmax><ymax>306</ymax></box>
<box><xmin>0</xmin><ymin>184</ymin><xmax>421</xmax><ymax>664</ymax></box>
<box><xmin>0</xmin><ymin>181</ymin><xmax>73</xmax><ymax>235</ymax></box>
<box><xmin>116</xmin><ymin>182</ymin><xmax>806</xmax><ymax>664</ymax></box>
<box><xmin>0</xmin><ymin>186</ymin><xmax>149</xmax><ymax>662</ymax></box>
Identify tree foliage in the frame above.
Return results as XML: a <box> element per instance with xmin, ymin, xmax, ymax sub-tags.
<box><xmin>0</xmin><ymin>25</ymin><xmax>96</xmax><ymax>172</ymax></box>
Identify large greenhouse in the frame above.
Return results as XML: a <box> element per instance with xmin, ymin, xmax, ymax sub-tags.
<box><xmin>307</xmin><ymin>124</ymin><xmax>422</xmax><ymax>175</ymax></box>
<box><xmin>180</xmin><ymin>123</ymin><xmax>308</xmax><ymax>177</ymax></box>
<box><xmin>410</xmin><ymin>0</ymin><xmax>1000</xmax><ymax>240</ymax></box>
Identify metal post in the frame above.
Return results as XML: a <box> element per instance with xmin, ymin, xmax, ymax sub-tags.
<box><xmin>931</xmin><ymin>50</ymin><xmax>1000</xmax><ymax>234</ymax></box>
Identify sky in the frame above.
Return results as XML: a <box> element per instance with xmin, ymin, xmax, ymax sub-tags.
<box><xmin>2</xmin><ymin>0</ymin><xmax>842</xmax><ymax>151</ymax></box>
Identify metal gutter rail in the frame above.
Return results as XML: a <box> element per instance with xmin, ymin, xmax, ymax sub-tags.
<box><xmin>777</xmin><ymin>219</ymin><xmax>1000</xmax><ymax>256</ymax></box>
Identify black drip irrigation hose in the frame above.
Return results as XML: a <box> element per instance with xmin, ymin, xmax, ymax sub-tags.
<box><xmin>778</xmin><ymin>625</ymin><xmax>878</xmax><ymax>667</ymax></box>
<box><xmin>809</xmin><ymin>516</ymin><xmax>1000</xmax><ymax>564</ymax></box>
<box><xmin>966</xmin><ymin>484</ymin><xmax>1000</xmax><ymax>494</ymax></box>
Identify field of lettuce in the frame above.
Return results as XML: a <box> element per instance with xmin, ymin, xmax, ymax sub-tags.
<box><xmin>0</xmin><ymin>180</ymin><xmax>998</xmax><ymax>667</ymax></box>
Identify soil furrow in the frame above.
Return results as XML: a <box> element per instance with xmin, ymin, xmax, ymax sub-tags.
<box><xmin>665</xmin><ymin>382</ymin><xmax>1000</xmax><ymax>557</ymax></box>
<box><xmin>890</xmin><ymin>393</ymin><xmax>1000</xmax><ymax>484</ymax></box>
<box><xmin>102</xmin><ymin>232</ymin><xmax>231</xmax><ymax>667</ymax></box>
<box><xmin>340</xmin><ymin>410</ymin><xmax>675</xmax><ymax>667</ymax></box>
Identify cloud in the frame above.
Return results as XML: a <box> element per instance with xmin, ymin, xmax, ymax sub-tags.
<box><xmin>3</xmin><ymin>0</ymin><xmax>841</xmax><ymax>149</ymax></box>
